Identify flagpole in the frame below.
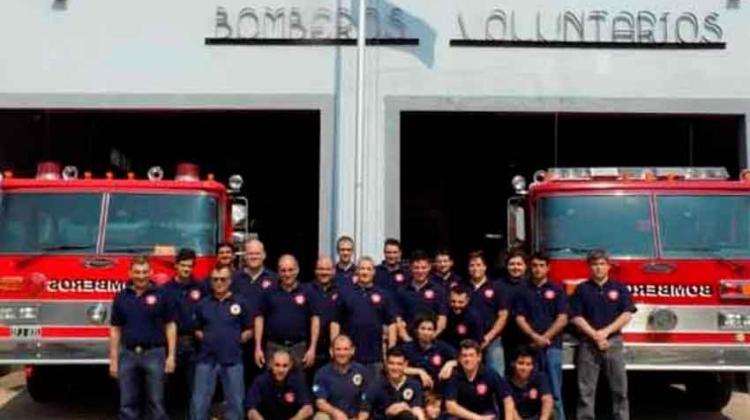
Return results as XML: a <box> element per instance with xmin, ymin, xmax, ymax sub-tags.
<box><xmin>354</xmin><ymin>0</ymin><xmax>367</xmax><ymax>258</ymax></box>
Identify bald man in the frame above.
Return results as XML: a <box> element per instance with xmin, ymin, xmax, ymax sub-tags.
<box><xmin>254</xmin><ymin>255</ymin><xmax>320</xmax><ymax>371</ymax></box>
<box><xmin>305</xmin><ymin>256</ymin><xmax>339</xmax><ymax>370</ymax></box>
<box><xmin>231</xmin><ymin>239</ymin><xmax>278</xmax><ymax>383</ymax></box>
<box><xmin>231</xmin><ymin>239</ymin><xmax>278</xmax><ymax>309</ymax></box>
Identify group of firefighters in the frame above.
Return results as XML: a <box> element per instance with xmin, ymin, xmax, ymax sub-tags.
<box><xmin>108</xmin><ymin>236</ymin><xmax>636</xmax><ymax>420</ymax></box>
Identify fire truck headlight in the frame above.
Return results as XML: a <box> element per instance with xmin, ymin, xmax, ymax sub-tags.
<box><xmin>648</xmin><ymin>308</ymin><xmax>678</xmax><ymax>331</ymax></box>
<box><xmin>0</xmin><ymin>307</ymin><xmax>17</xmax><ymax>321</ymax></box>
<box><xmin>718</xmin><ymin>312</ymin><xmax>750</xmax><ymax>330</ymax></box>
<box><xmin>87</xmin><ymin>303</ymin><xmax>108</xmax><ymax>325</ymax></box>
<box><xmin>228</xmin><ymin>174</ymin><xmax>244</xmax><ymax>192</ymax></box>
<box><xmin>147</xmin><ymin>166</ymin><xmax>164</xmax><ymax>181</ymax></box>
<box><xmin>511</xmin><ymin>175</ymin><xmax>527</xmax><ymax>194</ymax></box>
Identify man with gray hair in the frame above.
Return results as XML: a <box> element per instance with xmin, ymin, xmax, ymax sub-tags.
<box><xmin>254</xmin><ymin>254</ymin><xmax>320</xmax><ymax>371</ymax></box>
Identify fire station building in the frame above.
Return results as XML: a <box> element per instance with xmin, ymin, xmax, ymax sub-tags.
<box><xmin>0</xmin><ymin>0</ymin><xmax>749</xmax><ymax>268</ymax></box>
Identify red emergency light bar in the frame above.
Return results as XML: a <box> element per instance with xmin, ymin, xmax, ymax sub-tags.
<box><xmin>537</xmin><ymin>167</ymin><xmax>730</xmax><ymax>182</ymax></box>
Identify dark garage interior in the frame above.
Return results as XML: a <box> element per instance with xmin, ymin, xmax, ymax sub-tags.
<box><xmin>401</xmin><ymin>112</ymin><xmax>745</xmax><ymax>273</ymax></box>
<box><xmin>0</xmin><ymin>109</ymin><xmax>321</xmax><ymax>276</ymax></box>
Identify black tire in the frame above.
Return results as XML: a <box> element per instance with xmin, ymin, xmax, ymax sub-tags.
<box><xmin>686</xmin><ymin>372</ymin><xmax>733</xmax><ymax>411</ymax></box>
<box><xmin>26</xmin><ymin>365</ymin><xmax>58</xmax><ymax>403</ymax></box>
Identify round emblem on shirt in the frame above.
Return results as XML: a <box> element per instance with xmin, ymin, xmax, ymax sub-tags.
<box><xmin>371</xmin><ymin>293</ymin><xmax>382</xmax><ymax>304</ymax></box>
<box><xmin>284</xmin><ymin>391</ymin><xmax>296</xmax><ymax>404</ymax></box>
<box><xmin>431</xmin><ymin>354</ymin><xmax>443</xmax><ymax>366</ymax></box>
<box><xmin>608</xmin><ymin>290</ymin><xmax>620</xmax><ymax>301</ymax></box>
<box><xmin>261</xmin><ymin>279</ymin><xmax>272</xmax><ymax>289</ymax></box>
<box><xmin>190</xmin><ymin>290</ymin><xmax>202</xmax><ymax>301</ymax></box>
<box><xmin>529</xmin><ymin>388</ymin><xmax>539</xmax><ymax>400</ymax></box>
<box><xmin>312</xmin><ymin>384</ymin><xmax>321</xmax><ymax>393</ymax></box>
<box><xmin>145</xmin><ymin>295</ymin><xmax>157</xmax><ymax>306</ymax></box>
<box><xmin>476</xmin><ymin>383</ymin><xmax>488</xmax><ymax>396</ymax></box>
<box><xmin>395</xmin><ymin>273</ymin><xmax>405</xmax><ymax>283</ymax></box>
<box><xmin>352</xmin><ymin>275</ymin><xmax>358</xmax><ymax>284</ymax></box>
<box><xmin>483</xmin><ymin>288</ymin><xmax>495</xmax><ymax>299</ymax></box>
<box><xmin>457</xmin><ymin>324</ymin><xmax>468</xmax><ymax>335</ymax></box>
<box><xmin>229</xmin><ymin>303</ymin><xmax>241</xmax><ymax>316</ymax></box>
<box><xmin>332</xmin><ymin>293</ymin><xmax>339</xmax><ymax>301</ymax></box>
<box><xmin>424</xmin><ymin>290</ymin><xmax>436</xmax><ymax>300</ymax></box>
<box><xmin>402</xmin><ymin>388</ymin><xmax>414</xmax><ymax>401</ymax></box>
<box><xmin>450</xmin><ymin>281</ymin><xmax>458</xmax><ymax>289</ymax></box>
<box><xmin>544</xmin><ymin>290</ymin><xmax>556</xmax><ymax>300</ymax></box>
<box><xmin>294</xmin><ymin>294</ymin><xmax>306</xmax><ymax>305</ymax></box>
<box><xmin>352</xmin><ymin>373</ymin><xmax>363</xmax><ymax>387</ymax></box>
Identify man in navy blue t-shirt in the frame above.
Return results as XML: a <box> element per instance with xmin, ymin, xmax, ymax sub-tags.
<box><xmin>331</xmin><ymin>257</ymin><xmax>397</xmax><ymax>380</ymax></box>
<box><xmin>444</xmin><ymin>339</ymin><xmax>515</xmax><ymax>419</ymax></box>
<box><xmin>360</xmin><ymin>347</ymin><xmax>425</xmax><ymax>420</ymax></box>
<box><xmin>109</xmin><ymin>256</ymin><xmax>176</xmax><ymax>420</ymax></box>
<box><xmin>254</xmin><ymin>254</ymin><xmax>319</xmax><ymax>371</ymax></box>
<box><xmin>515</xmin><ymin>252</ymin><xmax>568</xmax><ymax>420</ymax></box>
<box><xmin>190</xmin><ymin>265</ymin><xmax>253</xmax><ymax>420</ymax></box>
<box><xmin>312</xmin><ymin>334</ymin><xmax>372</xmax><ymax>419</ymax></box>
<box><xmin>246</xmin><ymin>350</ymin><xmax>313</xmax><ymax>420</ymax></box>
<box><xmin>507</xmin><ymin>346</ymin><xmax>553</xmax><ymax>420</ymax></box>
<box><xmin>570</xmin><ymin>249</ymin><xmax>636</xmax><ymax>420</ymax></box>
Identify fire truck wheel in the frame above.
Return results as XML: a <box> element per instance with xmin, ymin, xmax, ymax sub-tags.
<box><xmin>686</xmin><ymin>372</ymin><xmax>733</xmax><ymax>411</ymax></box>
<box><xmin>26</xmin><ymin>366</ymin><xmax>57</xmax><ymax>403</ymax></box>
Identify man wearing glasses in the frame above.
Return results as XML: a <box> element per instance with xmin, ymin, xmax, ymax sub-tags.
<box><xmin>190</xmin><ymin>265</ymin><xmax>254</xmax><ymax>420</ymax></box>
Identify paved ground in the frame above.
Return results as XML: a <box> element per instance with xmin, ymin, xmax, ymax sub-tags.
<box><xmin>0</xmin><ymin>368</ymin><xmax>748</xmax><ymax>419</ymax></box>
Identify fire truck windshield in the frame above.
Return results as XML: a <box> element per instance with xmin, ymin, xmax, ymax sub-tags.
<box><xmin>103</xmin><ymin>194</ymin><xmax>219</xmax><ymax>255</ymax></box>
<box><xmin>0</xmin><ymin>192</ymin><xmax>101</xmax><ymax>254</ymax></box>
<box><xmin>537</xmin><ymin>195</ymin><xmax>655</xmax><ymax>258</ymax></box>
<box><xmin>657</xmin><ymin>195</ymin><xmax>750</xmax><ymax>259</ymax></box>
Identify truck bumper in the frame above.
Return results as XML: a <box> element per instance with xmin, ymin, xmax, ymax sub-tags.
<box><xmin>562</xmin><ymin>342</ymin><xmax>750</xmax><ymax>371</ymax></box>
<box><xmin>0</xmin><ymin>339</ymin><xmax>108</xmax><ymax>364</ymax></box>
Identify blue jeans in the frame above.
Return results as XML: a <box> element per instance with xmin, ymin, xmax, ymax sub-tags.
<box><xmin>118</xmin><ymin>347</ymin><xmax>168</xmax><ymax>420</ymax></box>
<box><xmin>544</xmin><ymin>347</ymin><xmax>566</xmax><ymax>420</ymax></box>
<box><xmin>485</xmin><ymin>336</ymin><xmax>505</xmax><ymax>378</ymax></box>
<box><xmin>190</xmin><ymin>362</ymin><xmax>244</xmax><ymax>420</ymax></box>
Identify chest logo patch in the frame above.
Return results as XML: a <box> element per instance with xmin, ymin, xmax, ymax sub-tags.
<box><xmin>395</xmin><ymin>273</ymin><xmax>405</xmax><ymax>283</ymax></box>
<box><xmin>544</xmin><ymin>290</ymin><xmax>556</xmax><ymax>300</ymax></box>
<box><xmin>283</xmin><ymin>391</ymin><xmax>295</xmax><ymax>404</ymax></box>
<box><xmin>608</xmin><ymin>290</ymin><xmax>620</xmax><ymax>301</ymax></box>
<box><xmin>145</xmin><ymin>295</ymin><xmax>157</xmax><ymax>306</ymax></box>
<box><xmin>431</xmin><ymin>354</ymin><xmax>443</xmax><ymax>366</ymax></box>
<box><xmin>294</xmin><ymin>294</ymin><xmax>306</xmax><ymax>305</ymax></box>
<box><xmin>261</xmin><ymin>279</ymin><xmax>272</xmax><ymax>289</ymax></box>
<box><xmin>424</xmin><ymin>289</ymin><xmax>436</xmax><ymax>300</ymax></box>
<box><xmin>229</xmin><ymin>303</ymin><xmax>242</xmax><ymax>315</ymax></box>
<box><xmin>190</xmin><ymin>290</ymin><xmax>201</xmax><ymax>301</ymax></box>
<box><xmin>353</xmin><ymin>373</ymin><xmax>363</xmax><ymax>386</ymax></box>
<box><xmin>476</xmin><ymin>383</ymin><xmax>488</xmax><ymax>396</ymax></box>
<box><xmin>371</xmin><ymin>293</ymin><xmax>382</xmax><ymax>304</ymax></box>
<box><xmin>402</xmin><ymin>388</ymin><xmax>414</xmax><ymax>401</ymax></box>
<box><xmin>483</xmin><ymin>288</ymin><xmax>495</xmax><ymax>299</ymax></box>
<box><xmin>332</xmin><ymin>293</ymin><xmax>339</xmax><ymax>301</ymax></box>
<box><xmin>529</xmin><ymin>388</ymin><xmax>539</xmax><ymax>400</ymax></box>
<box><xmin>457</xmin><ymin>324</ymin><xmax>468</xmax><ymax>335</ymax></box>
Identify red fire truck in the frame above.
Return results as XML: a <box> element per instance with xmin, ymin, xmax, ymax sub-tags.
<box><xmin>0</xmin><ymin>161</ymin><xmax>248</xmax><ymax>401</ymax></box>
<box><xmin>507</xmin><ymin>167</ymin><xmax>750</xmax><ymax>410</ymax></box>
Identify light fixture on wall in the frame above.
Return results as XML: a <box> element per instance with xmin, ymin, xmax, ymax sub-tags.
<box><xmin>52</xmin><ymin>0</ymin><xmax>67</xmax><ymax>11</ymax></box>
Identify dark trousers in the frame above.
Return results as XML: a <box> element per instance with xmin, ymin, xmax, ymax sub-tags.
<box><xmin>576</xmin><ymin>336</ymin><xmax>629</xmax><ymax>420</ymax></box>
<box><xmin>166</xmin><ymin>338</ymin><xmax>195</xmax><ymax>419</ymax></box>
<box><xmin>118</xmin><ymin>347</ymin><xmax>168</xmax><ymax>420</ymax></box>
